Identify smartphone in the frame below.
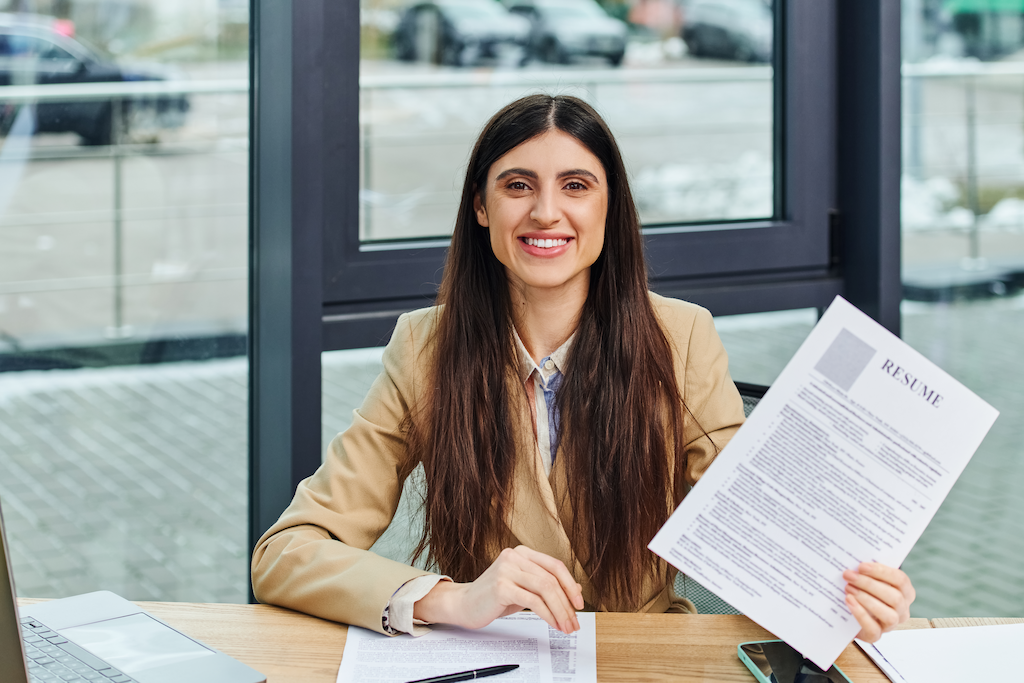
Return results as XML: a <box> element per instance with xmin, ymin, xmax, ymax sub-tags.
<box><xmin>738</xmin><ymin>640</ymin><xmax>853</xmax><ymax>683</ymax></box>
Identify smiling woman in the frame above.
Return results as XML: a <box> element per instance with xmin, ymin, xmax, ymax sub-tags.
<box><xmin>251</xmin><ymin>94</ymin><xmax>915</xmax><ymax>644</ymax></box>
<box><xmin>475</xmin><ymin>129</ymin><xmax>607</xmax><ymax>325</ymax></box>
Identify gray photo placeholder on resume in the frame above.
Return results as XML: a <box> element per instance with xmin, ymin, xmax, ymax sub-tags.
<box><xmin>813</xmin><ymin>328</ymin><xmax>876</xmax><ymax>392</ymax></box>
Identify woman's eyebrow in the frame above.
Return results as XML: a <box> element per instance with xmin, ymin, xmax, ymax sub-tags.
<box><xmin>557</xmin><ymin>169</ymin><xmax>600</xmax><ymax>183</ymax></box>
<box><xmin>494</xmin><ymin>167</ymin><xmax>537</xmax><ymax>182</ymax></box>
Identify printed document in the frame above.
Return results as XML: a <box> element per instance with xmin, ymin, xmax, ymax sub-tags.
<box><xmin>649</xmin><ymin>296</ymin><xmax>998</xmax><ymax>670</ymax></box>
<box><xmin>336</xmin><ymin>612</ymin><xmax>596</xmax><ymax>683</ymax></box>
<box><xmin>857</xmin><ymin>623</ymin><xmax>1024</xmax><ymax>681</ymax></box>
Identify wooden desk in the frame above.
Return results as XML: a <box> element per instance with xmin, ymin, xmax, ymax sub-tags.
<box><xmin>18</xmin><ymin>599</ymin><xmax>931</xmax><ymax>682</ymax></box>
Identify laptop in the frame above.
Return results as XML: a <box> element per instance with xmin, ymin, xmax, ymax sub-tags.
<box><xmin>0</xmin><ymin>499</ymin><xmax>265</xmax><ymax>683</ymax></box>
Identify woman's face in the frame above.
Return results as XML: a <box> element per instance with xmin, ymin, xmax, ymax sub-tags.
<box><xmin>475</xmin><ymin>129</ymin><xmax>608</xmax><ymax>297</ymax></box>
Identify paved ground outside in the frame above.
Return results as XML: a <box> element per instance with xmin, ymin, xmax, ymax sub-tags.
<box><xmin>0</xmin><ymin>296</ymin><xmax>1022</xmax><ymax>618</ymax></box>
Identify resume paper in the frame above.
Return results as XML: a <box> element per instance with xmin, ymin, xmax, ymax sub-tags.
<box><xmin>649</xmin><ymin>296</ymin><xmax>998</xmax><ymax>670</ymax></box>
<box><xmin>337</xmin><ymin>612</ymin><xmax>596</xmax><ymax>683</ymax></box>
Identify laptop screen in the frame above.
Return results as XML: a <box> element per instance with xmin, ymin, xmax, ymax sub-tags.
<box><xmin>0</xmin><ymin>500</ymin><xmax>30</xmax><ymax>683</ymax></box>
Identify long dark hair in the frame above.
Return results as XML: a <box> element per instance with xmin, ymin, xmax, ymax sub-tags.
<box><xmin>408</xmin><ymin>94</ymin><xmax>691</xmax><ymax>609</ymax></box>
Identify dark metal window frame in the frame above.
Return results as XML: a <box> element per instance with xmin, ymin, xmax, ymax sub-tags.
<box><xmin>249</xmin><ymin>0</ymin><xmax>901</xmax><ymax>569</ymax></box>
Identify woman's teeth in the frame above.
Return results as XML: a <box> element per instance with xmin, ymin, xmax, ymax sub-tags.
<box><xmin>524</xmin><ymin>237</ymin><xmax>569</xmax><ymax>248</ymax></box>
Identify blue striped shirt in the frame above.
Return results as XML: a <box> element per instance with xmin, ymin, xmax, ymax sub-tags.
<box><xmin>513</xmin><ymin>328</ymin><xmax>573</xmax><ymax>476</ymax></box>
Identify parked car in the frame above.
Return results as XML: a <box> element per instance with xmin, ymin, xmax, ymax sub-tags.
<box><xmin>394</xmin><ymin>0</ymin><xmax>530</xmax><ymax>67</ymax></box>
<box><xmin>0</xmin><ymin>13</ymin><xmax>189</xmax><ymax>145</ymax></box>
<box><xmin>505</xmin><ymin>0</ymin><xmax>628</xmax><ymax>66</ymax></box>
<box><xmin>681</xmin><ymin>0</ymin><xmax>772</xmax><ymax>63</ymax></box>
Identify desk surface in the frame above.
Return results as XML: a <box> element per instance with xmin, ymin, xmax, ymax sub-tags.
<box><xmin>12</xmin><ymin>599</ymin><xmax>952</xmax><ymax>682</ymax></box>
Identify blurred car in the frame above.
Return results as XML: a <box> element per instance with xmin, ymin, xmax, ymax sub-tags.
<box><xmin>0</xmin><ymin>13</ymin><xmax>189</xmax><ymax>145</ymax></box>
<box><xmin>394</xmin><ymin>0</ymin><xmax>530</xmax><ymax>67</ymax></box>
<box><xmin>506</xmin><ymin>0</ymin><xmax>628</xmax><ymax>66</ymax></box>
<box><xmin>681</xmin><ymin>0</ymin><xmax>772</xmax><ymax>63</ymax></box>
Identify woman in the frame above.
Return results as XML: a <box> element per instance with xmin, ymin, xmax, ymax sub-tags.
<box><xmin>251</xmin><ymin>94</ymin><xmax>914</xmax><ymax>642</ymax></box>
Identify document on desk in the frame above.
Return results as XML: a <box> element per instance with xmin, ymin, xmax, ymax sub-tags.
<box><xmin>336</xmin><ymin>612</ymin><xmax>596</xmax><ymax>683</ymax></box>
<box><xmin>649</xmin><ymin>295</ymin><xmax>998</xmax><ymax>670</ymax></box>
<box><xmin>857</xmin><ymin>623</ymin><xmax>1024</xmax><ymax>681</ymax></box>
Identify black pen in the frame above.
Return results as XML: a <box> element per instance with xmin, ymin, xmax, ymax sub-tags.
<box><xmin>405</xmin><ymin>663</ymin><xmax>520</xmax><ymax>683</ymax></box>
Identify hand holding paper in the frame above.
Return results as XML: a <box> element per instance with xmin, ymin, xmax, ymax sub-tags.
<box><xmin>842</xmin><ymin>561</ymin><xmax>916</xmax><ymax>642</ymax></box>
<box><xmin>649</xmin><ymin>296</ymin><xmax>998</xmax><ymax>669</ymax></box>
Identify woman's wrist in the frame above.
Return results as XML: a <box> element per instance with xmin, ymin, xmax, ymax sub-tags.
<box><xmin>412</xmin><ymin>579</ymin><xmax>461</xmax><ymax>625</ymax></box>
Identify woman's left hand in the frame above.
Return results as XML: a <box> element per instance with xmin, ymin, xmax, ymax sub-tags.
<box><xmin>843</xmin><ymin>562</ymin><xmax>916</xmax><ymax>642</ymax></box>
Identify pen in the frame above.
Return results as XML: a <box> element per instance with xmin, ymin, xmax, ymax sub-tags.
<box><xmin>405</xmin><ymin>663</ymin><xmax>520</xmax><ymax>683</ymax></box>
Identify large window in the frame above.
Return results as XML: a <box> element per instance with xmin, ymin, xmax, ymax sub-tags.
<box><xmin>0</xmin><ymin>0</ymin><xmax>249</xmax><ymax>602</ymax></box>
<box><xmin>359</xmin><ymin>0</ymin><xmax>775</xmax><ymax>242</ymax></box>
<box><xmin>317</xmin><ymin>1</ymin><xmax>840</xmax><ymax>351</ymax></box>
<box><xmin>895</xmin><ymin>1</ymin><xmax>1024</xmax><ymax>619</ymax></box>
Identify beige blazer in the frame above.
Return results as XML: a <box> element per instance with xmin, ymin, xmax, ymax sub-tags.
<box><xmin>251</xmin><ymin>293</ymin><xmax>745</xmax><ymax>634</ymax></box>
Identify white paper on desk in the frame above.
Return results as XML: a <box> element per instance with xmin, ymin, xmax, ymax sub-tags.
<box><xmin>649</xmin><ymin>296</ymin><xmax>998</xmax><ymax>670</ymax></box>
<box><xmin>336</xmin><ymin>612</ymin><xmax>596</xmax><ymax>683</ymax></box>
<box><xmin>856</xmin><ymin>623</ymin><xmax>1024</xmax><ymax>682</ymax></box>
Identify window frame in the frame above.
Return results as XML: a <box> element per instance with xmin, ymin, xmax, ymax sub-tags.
<box><xmin>318</xmin><ymin>0</ymin><xmax>841</xmax><ymax>350</ymax></box>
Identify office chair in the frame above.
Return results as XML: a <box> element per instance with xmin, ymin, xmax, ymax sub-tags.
<box><xmin>673</xmin><ymin>380</ymin><xmax>769</xmax><ymax>615</ymax></box>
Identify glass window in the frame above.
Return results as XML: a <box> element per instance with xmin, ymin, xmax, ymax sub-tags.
<box><xmin>0</xmin><ymin>2</ymin><xmax>249</xmax><ymax>603</ymax></box>
<box><xmin>5</xmin><ymin>34</ymin><xmax>44</xmax><ymax>56</ymax></box>
<box><xmin>359</xmin><ymin>0</ymin><xmax>775</xmax><ymax>242</ymax></box>
<box><xmin>38</xmin><ymin>41</ymin><xmax>75</xmax><ymax>62</ymax></box>
<box><xmin>715</xmin><ymin>308</ymin><xmax>816</xmax><ymax>386</ymax></box>
<box><xmin>899</xmin><ymin>2</ymin><xmax>1024</xmax><ymax>618</ymax></box>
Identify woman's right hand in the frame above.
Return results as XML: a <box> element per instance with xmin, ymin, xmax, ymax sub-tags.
<box><xmin>413</xmin><ymin>546</ymin><xmax>584</xmax><ymax>634</ymax></box>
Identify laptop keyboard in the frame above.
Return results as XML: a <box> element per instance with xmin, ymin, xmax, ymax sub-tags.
<box><xmin>19</xmin><ymin>617</ymin><xmax>137</xmax><ymax>683</ymax></box>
